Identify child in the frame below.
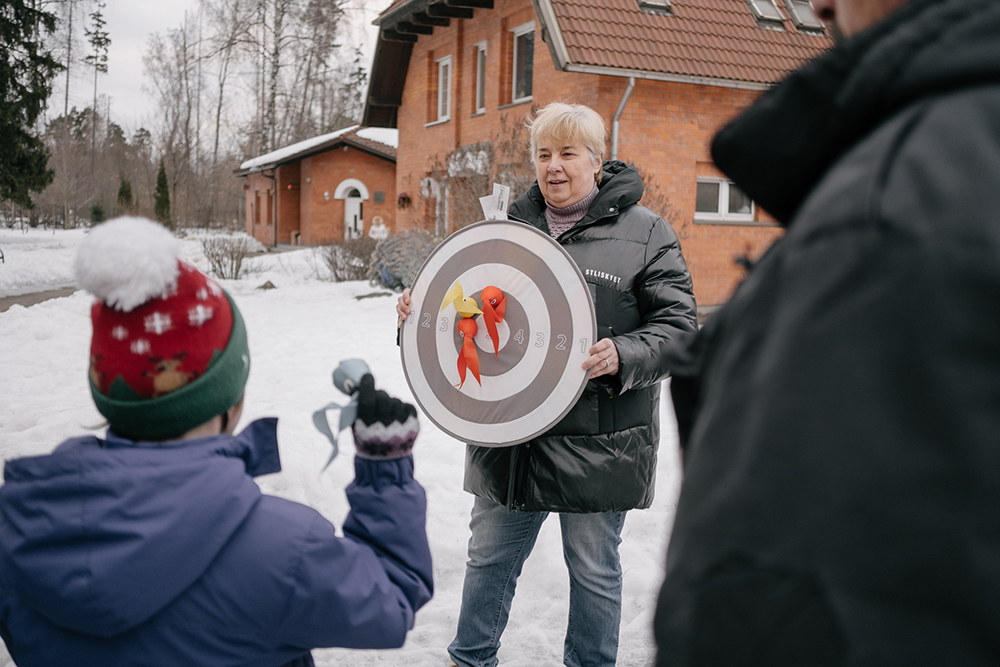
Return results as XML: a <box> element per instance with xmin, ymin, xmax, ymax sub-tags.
<box><xmin>0</xmin><ymin>217</ymin><xmax>432</xmax><ymax>666</ymax></box>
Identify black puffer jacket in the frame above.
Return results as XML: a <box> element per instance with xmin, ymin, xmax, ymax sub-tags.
<box><xmin>464</xmin><ymin>161</ymin><xmax>697</xmax><ymax>513</ymax></box>
<box><xmin>656</xmin><ymin>0</ymin><xmax>1000</xmax><ymax>664</ymax></box>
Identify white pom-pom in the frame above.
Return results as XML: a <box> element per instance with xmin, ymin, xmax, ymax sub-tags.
<box><xmin>74</xmin><ymin>217</ymin><xmax>182</xmax><ymax>312</ymax></box>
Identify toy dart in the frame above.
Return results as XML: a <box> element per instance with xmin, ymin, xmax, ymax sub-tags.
<box><xmin>312</xmin><ymin>358</ymin><xmax>370</xmax><ymax>469</ymax></box>
<box><xmin>480</xmin><ymin>285</ymin><xmax>506</xmax><ymax>356</ymax></box>
<box><xmin>441</xmin><ymin>282</ymin><xmax>483</xmax><ymax>389</ymax></box>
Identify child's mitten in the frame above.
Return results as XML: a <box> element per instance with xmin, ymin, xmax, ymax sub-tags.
<box><xmin>351</xmin><ymin>374</ymin><xmax>419</xmax><ymax>460</ymax></box>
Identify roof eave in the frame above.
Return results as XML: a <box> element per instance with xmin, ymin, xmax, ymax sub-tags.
<box><xmin>362</xmin><ymin>33</ymin><xmax>411</xmax><ymax>128</ymax></box>
<box><xmin>375</xmin><ymin>0</ymin><xmax>433</xmax><ymax>27</ymax></box>
<box><xmin>531</xmin><ymin>0</ymin><xmax>569</xmax><ymax>70</ymax></box>
<box><xmin>233</xmin><ymin>165</ymin><xmax>277</xmax><ymax>178</ymax></box>
<box><xmin>565</xmin><ymin>62</ymin><xmax>772</xmax><ymax>91</ymax></box>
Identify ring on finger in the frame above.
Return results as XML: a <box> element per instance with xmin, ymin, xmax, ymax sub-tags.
<box><xmin>605</xmin><ymin>359</ymin><xmax>610</xmax><ymax>368</ymax></box>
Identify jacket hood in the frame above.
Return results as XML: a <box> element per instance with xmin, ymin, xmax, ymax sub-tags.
<box><xmin>0</xmin><ymin>418</ymin><xmax>280</xmax><ymax>638</ymax></box>
<box><xmin>712</xmin><ymin>0</ymin><xmax>1000</xmax><ymax>225</ymax></box>
<box><xmin>513</xmin><ymin>160</ymin><xmax>644</xmax><ymax>229</ymax></box>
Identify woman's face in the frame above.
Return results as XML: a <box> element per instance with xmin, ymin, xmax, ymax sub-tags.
<box><xmin>535</xmin><ymin>138</ymin><xmax>601</xmax><ymax>209</ymax></box>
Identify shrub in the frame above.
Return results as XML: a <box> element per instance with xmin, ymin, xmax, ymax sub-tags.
<box><xmin>322</xmin><ymin>237</ymin><xmax>378</xmax><ymax>282</ymax></box>
<box><xmin>90</xmin><ymin>203</ymin><xmax>106</xmax><ymax>224</ymax></box>
<box><xmin>367</xmin><ymin>229</ymin><xmax>440</xmax><ymax>291</ymax></box>
<box><xmin>201</xmin><ymin>234</ymin><xmax>262</xmax><ymax>280</ymax></box>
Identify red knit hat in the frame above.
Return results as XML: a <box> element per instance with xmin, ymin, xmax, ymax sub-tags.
<box><xmin>74</xmin><ymin>217</ymin><xmax>250</xmax><ymax>440</ymax></box>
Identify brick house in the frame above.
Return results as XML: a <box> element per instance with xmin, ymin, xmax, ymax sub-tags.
<box><xmin>237</xmin><ymin>125</ymin><xmax>398</xmax><ymax>246</ymax></box>
<box><xmin>362</xmin><ymin>0</ymin><xmax>830</xmax><ymax>307</ymax></box>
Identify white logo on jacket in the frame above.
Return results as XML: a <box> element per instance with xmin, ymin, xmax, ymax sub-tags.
<box><xmin>584</xmin><ymin>268</ymin><xmax>622</xmax><ymax>286</ymax></box>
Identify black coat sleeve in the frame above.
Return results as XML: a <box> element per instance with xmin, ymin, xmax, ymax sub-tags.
<box><xmin>614</xmin><ymin>214</ymin><xmax>698</xmax><ymax>392</ymax></box>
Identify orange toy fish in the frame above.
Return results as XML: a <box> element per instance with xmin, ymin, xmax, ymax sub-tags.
<box><xmin>480</xmin><ymin>286</ymin><xmax>506</xmax><ymax>357</ymax></box>
<box><xmin>456</xmin><ymin>317</ymin><xmax>481</xmax><ymax>389</ymax></box>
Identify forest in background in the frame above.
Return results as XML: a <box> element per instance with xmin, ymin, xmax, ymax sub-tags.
<box><xmin>5</xmin><ymin>0</ymin><xmax>370</xmax><ymax>230</ymax></box>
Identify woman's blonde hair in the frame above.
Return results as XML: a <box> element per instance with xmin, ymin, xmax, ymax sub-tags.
<box><xmin>527</xmin><ymin>102</ymin><xmax>607</xmax><ymax>167</ymax></box>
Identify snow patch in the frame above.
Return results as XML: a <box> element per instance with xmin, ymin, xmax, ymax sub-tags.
<box><xmin>240</xmin><ymin>125</ymin><xmax>360</xmax><ymax>170</ymax></box>
<box><xmin>0</xmin><ymin>228</ymin><xmax>682</xmax><ymax>667</ymax></box>
<box><xmin>355</xmin><ymin>127</ymin><xmax>399</xmax><ymax>149</ymax></box>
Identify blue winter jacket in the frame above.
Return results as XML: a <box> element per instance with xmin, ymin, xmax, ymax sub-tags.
<box><xmin>0</xmin><ymin>418</ymin><xmax>433</xmax><ymax>666</ymax></box>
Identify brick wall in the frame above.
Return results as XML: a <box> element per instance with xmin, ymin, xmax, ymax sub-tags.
<box><xmin>391</xmin><ymin>0</ymin><xmax>785</xmax><ymax>306</ymax></box>
<box><xmin>244</xmin><ymin>172</ymin><xmax>275</xmax><ymax>246</ymax></box>
<box><xmin>276</xmin><ymin>163</ymin><xmax>301</xmax><ymax>245</ymax></box>
<box><xmin>242</xmin><ymin>147</ymin><xmax>396</xmax><ymax>247</ymax></box>
<box><xmin>299</xmin><ymin>147</ymin><xmax>396</xmax><ymax>245</ymax></box>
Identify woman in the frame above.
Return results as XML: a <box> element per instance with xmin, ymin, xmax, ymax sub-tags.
<box><xmin>398</xmin><ymin>102</ymin><xmax>697</xmax><ymax>667</ymax></box>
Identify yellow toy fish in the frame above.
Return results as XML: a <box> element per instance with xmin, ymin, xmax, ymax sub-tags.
<box><xmin>440</xmin><ymin>282</ymin><xmax>483</xmax><ymax>318</ymax></box>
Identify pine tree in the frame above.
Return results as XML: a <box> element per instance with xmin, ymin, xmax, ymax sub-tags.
<box><xmin>154</xmin><ymin>161</ymin><xmax>172</xmax><ymax>228</ymax></box>
<box><xmin>117</xmin><ymin>176</ymin><xmax>133</xmax><ymax>214</ymax></box>
<box><xmin>84</xmin><ymin>2</ymin><xmax>110</xmax><ymax>170</ymax></box>
<box><xmin>0</xmin><ymin>1</ymin><xmax>63</xmax><ymax>208</ymax></box>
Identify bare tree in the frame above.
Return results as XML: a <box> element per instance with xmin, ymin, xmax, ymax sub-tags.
<box><xmin>202</xmin><ymin>0</ymin><xmax>254</xmax><ymax>222</ymax></box>
<box><xmin>28</xmin><ymin>0</ymin><xmax>368</xmax><ymax>230</ymax></box>
<box><xmin>421</xmin><ymin>112</ymin><xmax>536</xmax><ymax>234</ymax></box>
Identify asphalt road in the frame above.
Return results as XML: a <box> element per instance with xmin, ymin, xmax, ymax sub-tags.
<box><xmin>0</xmin><ymin>287</ymin><xmax>79</xmax><ymax>313</ymax></box>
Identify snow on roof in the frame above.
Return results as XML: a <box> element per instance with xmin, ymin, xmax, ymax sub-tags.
<box><xmin>239</xmin><ymin>125</ymin><xmax>360</xmax><ymax>171</ymax></box>
<box><xmin>355</xmin><ymin>127</ymin><xmax>398</xmax><ymax>149</ymax></box>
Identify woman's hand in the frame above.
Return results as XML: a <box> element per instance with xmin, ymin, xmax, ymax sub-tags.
<box><xmin>583</xmin><ymin>338</ymin><xmax>619</xmax><ymax>378</ymax></box>
<box><xmin>396</xmin><ymin>288</ymin><xmax>412</xmax><ymax>327</ymax></box>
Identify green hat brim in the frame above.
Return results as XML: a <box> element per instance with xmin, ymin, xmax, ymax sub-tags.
<box><xmin>90</xmin><ymin>291</ymin><xmax>250</xmax><ymax>441</ymax></box>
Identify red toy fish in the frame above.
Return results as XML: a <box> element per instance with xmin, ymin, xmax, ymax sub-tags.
<box><xmin>480</xmin><ymin>286</ymin><xmax>506</xmax><ymax>357</ymax></box>
<box><xmin>456</xmin><ymin>317</ymin><xmax>481</xmax><ymax>389</ymax></box>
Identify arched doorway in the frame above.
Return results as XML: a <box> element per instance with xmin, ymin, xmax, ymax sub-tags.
<box><xmin>334</xmin><ymin>179</ymin><xmax>370</xmax><ymax>240</ymax></box>
<box><xmin>344</xmin><ymin>188</ymin><xmax>363</xmax><ymax>239</ymax></box>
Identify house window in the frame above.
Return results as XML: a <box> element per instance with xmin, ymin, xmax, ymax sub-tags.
<box><xmin>747</xmin><ymin>0</ymin><xmax>785</xmax><ymax>28</ymax></box>
<box><xmin>437</xmin><ymin>56</ymin><xmax>452</xmax><ymax>121</ymax></box>
<box><xmin>511</xmin><ymin>22</ymin><xmax>534</xmax><ymax>103</ymax></box>
<box><xmin>695</xmin><ymin>178</ymin><xmax>755</xmax><ymax>222</ymax></box>
<box><xmin>474</xmin><ymin>42</ymin><xmax>487</xmax><ymax>114</ymax></box>
<box><xmin>637</xmin><ymin>0</ymin><xmax>672</xmax><ymax>15</ymax></box>
<box><xmin>783</xmin><ymin>0</ymin><xmax>825</xmax><ymax>31</ymax></box>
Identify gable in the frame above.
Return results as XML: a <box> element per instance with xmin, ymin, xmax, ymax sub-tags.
<box><xmin>236</xmin><ymin>126</ymin><xmax>398</xmax><ymax>175</ymax></box>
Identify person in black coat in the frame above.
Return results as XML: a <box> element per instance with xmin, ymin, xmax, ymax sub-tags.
<box><xmin>655</xmin><ymin>0</ymin><xmax>1000</xmax><ymax>665</ymax></box>
<box><xmin>398</xmin><ymin>102</ymin><xmax>696</xmax><ymax>667</ymax></box>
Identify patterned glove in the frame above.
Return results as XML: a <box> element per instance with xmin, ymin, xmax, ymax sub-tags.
<box><xmin>351</xmin><ymin>374</ymin><xmax>419</xmax><ymax>460</ymax></box>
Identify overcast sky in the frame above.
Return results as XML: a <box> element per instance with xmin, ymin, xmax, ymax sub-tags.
<box><xmin>49</xmin><ymin>0</ymin><xmax>390</xmax><ymax>134</ymax></box>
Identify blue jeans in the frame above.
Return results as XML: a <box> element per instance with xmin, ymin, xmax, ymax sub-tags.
<box><xmin>448</xmin><ymin>496</ymin><xmax>627</xmax><ymax>667</ymax></box>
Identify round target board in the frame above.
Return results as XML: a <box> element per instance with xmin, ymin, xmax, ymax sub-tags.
<box><xmin>400</xmin><ymin>219</ymin><xmax>596</xmax><ymax>447</ymax></box>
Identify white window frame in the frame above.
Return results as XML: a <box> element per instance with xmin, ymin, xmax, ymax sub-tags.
<box><xmin>783</xmin><ymin>0</ymin><xmax>825</xmax><ymax>30</ymax></box>
<box><xmin>437</xmin><ymin>55</ymin><xmax>452</xmax><ymax>122</ymax></box>
<box><xmin>694</xmin><ymin>178</ymin><xmax>755</xmax><ymax>223</ymax></box>
<box><xmin>511</xmin><ymin>21</ymin><xmax>534</xmax><ymax>104</ymax></box>
<box><xmin>747</xmin><ymin>0</ymin><xmax>785</xmax><ymax>23</ymax></box>
<box><xmin>637</xmin><ymin>0</ymin><xmax>672</xmax><ymax>14</ymax></box>
<box><xmin>474</xmin><ymin>42</ymin><xmax>487</xmax><ymax>114</ymax></box>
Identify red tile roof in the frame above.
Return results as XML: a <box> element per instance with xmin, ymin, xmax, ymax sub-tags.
<box><xmin>547</xmin><ymin>0</ymin><xmax>830</xmax><ymax>86</ymax></box>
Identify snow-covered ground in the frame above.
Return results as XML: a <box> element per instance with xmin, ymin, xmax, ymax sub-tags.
<box><xmin>0</xmin><ymin>227</ymin><xmax>682</xmax><ymax>666</ymax></box>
